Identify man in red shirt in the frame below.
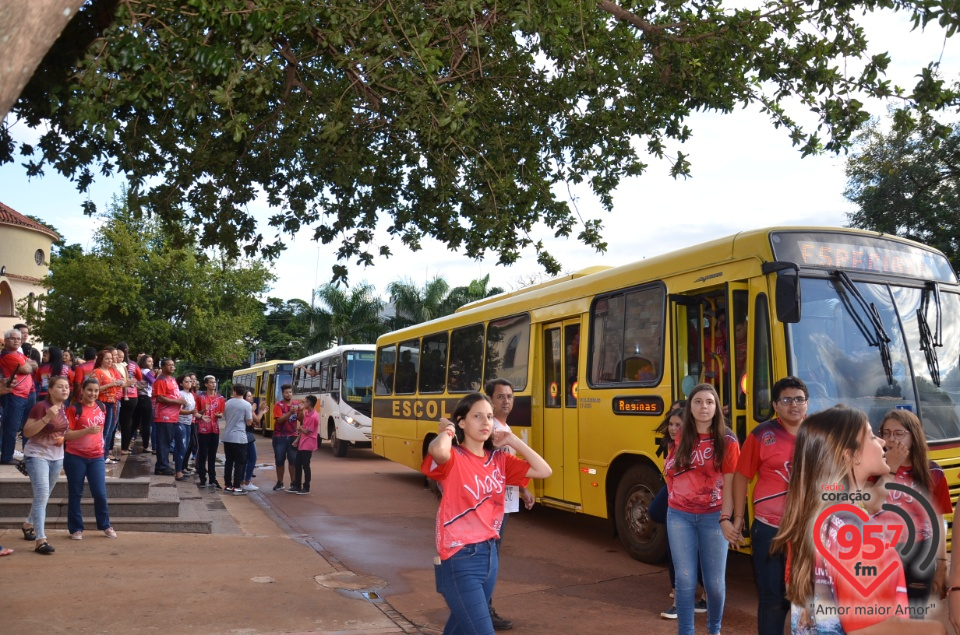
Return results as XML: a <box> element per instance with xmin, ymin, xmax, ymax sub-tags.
<box><xmin>731</xmin><ymin>376</ymin><xmax>808</xmax><ymax>635</ymax></box>
<box><xmin>271</xmin><ymin>384</ymin><xmax>300</xmax><ymax>491</ymax></box>
<box><xmin>1</xmin><ymin>329</ymin><xmax>37</xmax><ymax>463</ymax></box>
<box><xmin>152</xmin><ymin>358</ymin><xmax>185</xmax><ymax>476</ymax></box>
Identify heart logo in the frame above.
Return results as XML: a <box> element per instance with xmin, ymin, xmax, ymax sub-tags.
<box><xmin>813</xmin><ymin>504</ymin><xmax>901</xmax><ymax>598</ymax></box>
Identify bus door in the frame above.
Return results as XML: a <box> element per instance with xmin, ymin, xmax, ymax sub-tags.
<box><xmin>670</xmin><ymin>284</ymin><xmax>750</xmax><ymax>440</ymax></box>
<box><xmin>542</xmin><ymin>319</ymin><xmax>581</xmax><ymax>503</ymax></box>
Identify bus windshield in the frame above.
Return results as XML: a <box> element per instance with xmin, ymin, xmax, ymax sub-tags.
<box><xmin>343</xmin><ymin>351</ymin><xmax>375</xmax><ymax>415</ymax></box>
<box><xmin>789</xmin><ymin>277</ymin><xmax>960</xmax><ymax>441</ymax></box>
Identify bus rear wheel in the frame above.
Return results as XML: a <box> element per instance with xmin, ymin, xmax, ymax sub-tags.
<box><xmin>330</xmin><ymin>422</ymin><xmax>348</xmax><ymax>457</ymax></box>
<box><xmin>614</xmin><ymin>464</ymin><xmax>667</xmax><ymax>563</ymax></box>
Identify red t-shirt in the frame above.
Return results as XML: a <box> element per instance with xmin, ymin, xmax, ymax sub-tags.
<box><xmin>665</xmin><ymin>432</ymin><xmax>740</xmax><ymax>513</ymax></box>
<box><xmin>93</xmin><ymin>366</ymin><xmax>122</xmax><ymax>403</ymax></box>
<box><xmin>34</xmin><ymin>364</ymin><xmax>73</xmax><ymax>398</ymax></box>
<box><xmin>795</xmin><ymin>510</ymin><xmax>907</xmax><ymax>634</ymax></box>
<box><xmin>124</xmin><ymin>362</ymin><xmax>143</xmax><ymax>399</ymax></box>
<box><xmin>196</xmin><ymin>393</ymin><xmax>225</xmax><ymax>434</ymax></box>
<box><xmin>65</xmin><ymin>402</ymin><xmax>106</xmax><ymax>459</ymax></box>
<box><xmin>0</xmin><ymin>349</ymin><xmax>34</xmax><ymax>397</ymax></box>
<box><xmin>152</xmin><ymin>375</ymin><xmax>182</xmax><ymax>423</ymax></box>
<box><xmin>273</xmin><ymin>400</ymin><xmax>301</xmax><ymax>437</ymax></box>
<box><xmin>735</xmin><ymin>418</ymin><xmax>796</xmax><ymax>527</ymax></box>
<box><xmin>883</xmin><ymin>462</ymin><xmax>951</xmax><ymax>542</ymax></box>
<box><xmin>421</xmin><ymin>446</ymin><xmax>531</xmax><ymax>560</ymax></box>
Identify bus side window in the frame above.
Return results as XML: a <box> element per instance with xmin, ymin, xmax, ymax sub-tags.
<box><xmin>376</xmin><ymin>345</ymin><xmax>396</xmax><ymax>395</ymax></box>
<box><xmin>419</xmin><ymin>333</ymin><xmax>448</xmax><ymax>394</ymax></box>
<box><xmin>449</xmin><ymin>324</ymin><xmax>483</xmax><ymax>392</ymax></box>
<box><xmin>485</xmin><ymin>314</ymin><xmax>530</xmax><ymax>391</ymax></box>
<box><xmin>395</xmin><ymin>339</ymin><xmax>420</xmax><ymax>395</ymax></box>
<box><xmin>320</xmin><ymin>361</ymin><xmax>329</xmax><ymax>392</ymax></box>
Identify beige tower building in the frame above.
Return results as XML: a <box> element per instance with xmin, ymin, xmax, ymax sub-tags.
<box><xmin>0</xmin><ymin>201</ymin><xmax>59</xmax><ymax>337</ymax></box>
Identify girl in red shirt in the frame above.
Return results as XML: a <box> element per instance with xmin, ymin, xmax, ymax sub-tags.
<box><xmin>92</xmin><ymin>349</ymin><xmax>124</xmax><ymax>463</ymax></box>
<box><xmin>422</xmin><ymin>393</ymin><xmax>551</xmax><ymax>634</ymax></box>
<box><xmin>878</xmin><ymin>409</ymin><xmax>950</xmax><ymax>609</ymax></box>
<box><xmin>665</xmin><ymin>383</ymin><xmax>739</xmax><ymax>635</ymax></box>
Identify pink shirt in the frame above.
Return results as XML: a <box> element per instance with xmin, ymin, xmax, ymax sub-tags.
<box><xmin>298</xmin><ymin>409</ymin><xmax>319</xmax><ymax>451</ymax></box>
<box><xmin>421</xmin><ymin>446</ymin><xmax>530</xmax><ymax>560</ymax></box>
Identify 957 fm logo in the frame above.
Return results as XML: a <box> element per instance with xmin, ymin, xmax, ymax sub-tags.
<box><xmin>813</xmin><ymin>481</ymin><xmax>939</xmax><ymax>618</ymax></box>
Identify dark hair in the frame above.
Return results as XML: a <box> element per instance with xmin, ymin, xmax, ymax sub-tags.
<box><xmin>48</xmin><ymin>345</ymin><xmax>64</xmax><ymax>379</ymax></box>
<box><xmin>880</xmin><ymin>409</ymin><xmax>932</xmax><ymax>494</ymax></box>
<box><xmin>116</xmin><ymin>342</ymin><xmax>129</xmax><ymax>352</ymax></box>
<box><xmin>483</xmin><ymin>378</ymin><xmax>513</xmax><ymax>398</ymax></box>
<box><xmin>83</xmin><ymin>346</ymin><xmax>97</xmax><ymax>361</ymax></box>
<box><xmin>159</xmin><ymin>358</ymin><xmax>174</xmax><ymax>370</ymax></box>
<box><xmin>772</xmin><ymin>376</ymin><xmax>809</xmax><ymax>402</ymax></box>
<box><xmin>13</xmin><ymin>323</ymin><xmax>27</xmax><ymax>331</ymax></box>
<box><xmin>675</xmin><ymin>384</ymin><xmax>730</xmax><ymax>470</ymax></box>
<box><xmin>280</xmin><ymin>383</ymin><xmax>292</xmax><ymax>392</ymax></box>
<box><xmin>95</xmin><ymin>349</ymin><xmax>113</xmax><ymax>368</ymax></box>
<box><xmin>137</xmin><ymin>354</ymin><xmax>152</xmax><ymax>369</ymax></box>
<box><xmin>305</xmin><ymin>395</ymin><xmax>318</xmax><ymax>407</ymax></box>
<box><xmin>233</xmin><ymin>384</ymin><xmax>247</xmax><ymax>396</ymax></box>
<box><xmin>27</xmin><ymin>346</ymin><xmax>41</xmax><ymax>364</ymax></box>
<box><xmin>654</xmin><ymin>400</ymin><xmax>687</xmax><ymax>451</ymax></box>
<box><xmin>177</xmin><ymin>374</ymin><xmax>191</xmax><ymax>386</ymax></box>
<box><xmin>82</xmin><ymin>376</ymin><xmax>101</xmax><ymax>390</ymax></box>
<box><xmin>451</xmin><ymin>392</ymin><xmax>495</xmax><ymax>450</ymax></box>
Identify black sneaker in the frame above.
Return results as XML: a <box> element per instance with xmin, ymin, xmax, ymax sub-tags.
<box><xmin>286</xmin><ymin>485</ymin><xmax>300</xmax><ymax>493</ymax></box>
<box><xmin>272</xmin><ymin>481</ymin><xmax>284</xmax><ymax>491</ymax></box>
<box><xmin>489</xmin><ymin>605</ymin><xmax>513</xmax><ymax>631</ymax></box>
<box><xmin>296</xmin><ymin>488</ymin><xmax>310</xmax><ymax>495</ymax></box>
<box><xmin>211</xmin><ymin>481</ymin><xmax>223</xmax><ymax>490</ymax></box>
<box><xmin>154</xmin><ymin>469</ymin><xmax>175</xmax><ymax>476</ymax></box>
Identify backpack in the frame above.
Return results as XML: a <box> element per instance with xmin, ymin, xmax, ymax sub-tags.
<box><xmin>75</xmin><ymin>400</ymin><xmax>106</xmax><ymax>418</ymax></box>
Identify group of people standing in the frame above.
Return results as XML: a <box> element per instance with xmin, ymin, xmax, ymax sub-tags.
<box><xmin>656</xmin><ymin>377</ymin><xmax>953</xmax><ymax>635</ymax></box>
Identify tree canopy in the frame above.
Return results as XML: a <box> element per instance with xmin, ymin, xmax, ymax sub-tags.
<box><xmin>5</xmin><ymin>1</ymin><xmax>959</xmax><ymax>281</ymax></box>
<box><xmin>845</xmin><ymin>112</ymin><xmax>960</xmax><ymax>269</ymax></box>
<box><xmin>23</xmin><ymin>196</ymin><xmax>274</xmax><ymax>363</ymax></box>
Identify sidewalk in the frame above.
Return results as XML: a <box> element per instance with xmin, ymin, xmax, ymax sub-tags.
<box><xmin>0</xmin><ymin>468</ymin><xmax>418</xmax><ymax>635</ymax></box>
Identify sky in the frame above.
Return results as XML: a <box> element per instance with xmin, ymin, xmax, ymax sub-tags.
<box><xmin>1</xmin><ymin>10</ymin><xmax>958</xmax><ymax>305</ymax></box>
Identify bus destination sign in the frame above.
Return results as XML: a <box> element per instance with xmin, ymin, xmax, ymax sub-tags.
<box><xmin>612</xmin><ymin>395</ymin><xmax>664</xmax><ymax>416</ymax></box>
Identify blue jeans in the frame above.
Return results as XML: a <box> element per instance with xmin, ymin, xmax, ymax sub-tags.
<box><xmin>1</xmin><ymin>393</ymin><xmax>27</xmax><ymax>462</ymax></box>
<box><xmin>439</xmin><ymin>539</ymin><xmax>499</xmax><ymax>635</ymax></box>
<box><xmin>174</xmin><ymin>423</ymin><xmax>190</xmax><ymax>472</ymax></box>
<box><xmin>272</xmin><ymin>435</ymin><xmax>298</xmax><ymax>467</ymax></box>
<box><xmin>244</xmin><ymin>433</ymin><xmax>257</xmax><ymax>482</ymax></box>
<box><xmin>63</xmin><ymin>452</ymin><xmax>110</xmax><ymax>534</ymax></box>
<box><xmin>25</xmin><ymin>455</ymin><xmax>63</xmax><ymax>541</ymax></box>
<box><xmin>667</xmin><ymin>508</ymin><xmax>728</xmax><ymax>635</ymax></box>
<box><xmin>102</xmin><ymin>401</ymin><xmax>118</xmax><ymax>457</ymax></box>
<box><xmin>155</xmin><ymin>423</ymin><xmax>174</xmax><ymax>472</ymax></box>
<box><xmin>752</xmin><ymin>519</ymin><xmax>788</xmax><ymax>635</ymax></box>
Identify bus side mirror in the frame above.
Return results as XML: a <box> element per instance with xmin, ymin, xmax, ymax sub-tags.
<box><xmin>762</xmin><ymin>262</ymin><xmax>801</xmax><ymax>324</ymax></box>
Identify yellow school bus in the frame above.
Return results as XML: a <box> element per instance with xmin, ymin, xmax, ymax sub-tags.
<box><xmin>372</xmin><ymin>227</ymin><xmax>960</xmax><ymax>562</ymax></box>
<box><xmin>232</xmin><ymin>360</ymin><xmax>294</xmax><ymax>434</ymax></box>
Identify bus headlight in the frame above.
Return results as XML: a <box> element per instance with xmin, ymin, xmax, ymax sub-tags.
<box><xmin>344</xmin><ymin>416</ymin><xmax>362</xmax><ymax>428</ymax></box>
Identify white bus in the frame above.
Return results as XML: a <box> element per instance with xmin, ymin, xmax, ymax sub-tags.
<box><xmin>292</xmin><ymin>345</ymin><xmax>376</xmax><ymax>457</ymax></box>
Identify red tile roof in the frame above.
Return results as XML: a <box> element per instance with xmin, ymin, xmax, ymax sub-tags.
<box><xmin>0</xmin><ymin>201</ymin><xmax>61</xmax><ymax>241</ymax></box>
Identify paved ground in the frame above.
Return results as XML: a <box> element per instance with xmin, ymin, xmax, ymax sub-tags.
<box><xmin>1</xmin><ymin>436</ymin><xmax>955</xmax><ymax>634</ymax></box>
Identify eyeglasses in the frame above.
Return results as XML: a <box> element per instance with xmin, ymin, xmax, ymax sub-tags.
<box><xmin>777</xmin><ymin>396</ymin><xmax>807</xmax><ymax>405</ymax></box>
<box><xmin>880</xmin><ymin>429</ymin><xmax>909</xmax><ymax>440</ymax></box>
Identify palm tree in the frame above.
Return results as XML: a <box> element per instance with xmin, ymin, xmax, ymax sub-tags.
<box><xmin>386</xmin><ymin>275</ymin><xmax>450</xmax><ymax>329</ymax></box>
<box><xmin>304</xmin><ymin>282</ymin><xmax>386</xmax><ymax>352</ymax></box>
<box><xmin>440</xmin><ymin>274</ymin><xmax>505</xmax><ymax>314</ymax></box>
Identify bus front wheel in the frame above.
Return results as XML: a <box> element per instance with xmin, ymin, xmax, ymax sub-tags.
<box><xmin>614</xmin><ymin>464</ymin><xmax>667</xmax><ymax>563</ymax></box>
<box><xmin>330</xmin><ymin>422</ymin><xmax>348</xmax><ymax>458</ymax></box>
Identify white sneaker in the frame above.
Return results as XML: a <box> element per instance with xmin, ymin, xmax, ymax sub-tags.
<box><xmin>241</xmin><ymin>483</ymin><xmax>259</xmax><ymax>491</ymax></box>
<box><xmin>13</xmin><ymin>450</ymin><xmax>24</xmax><ymax>459</ymax></box>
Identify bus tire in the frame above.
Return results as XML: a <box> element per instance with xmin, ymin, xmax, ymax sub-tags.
<box><xmin>330</xmin><ymin>423</ymin><xmax>348</xmax><ymax>457</ymax></box>
<box><xmin>614</xmin><ymin>464</ymin><xmax>667</xmax><ymax>563</ymax></box>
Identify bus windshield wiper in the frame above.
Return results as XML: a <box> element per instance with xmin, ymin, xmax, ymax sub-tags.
<box><xmin>918</xmin><ymin>283</ymin><xmax>942</xmax><ymax>386</ymax></box>
<box><xmin>833</xmin><ymin>271</ymin><xmax>894</xmax><ymax>386</ymax></box>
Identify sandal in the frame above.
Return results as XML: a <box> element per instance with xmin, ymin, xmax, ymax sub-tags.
<box><xmin>34</xmin><ymin>541</ymin><xmax>54</xmax><ymax>555</ymax></box>
<box><xmin>21</xmin><ymin>526</ymin><xmax>36</xmax><ymax>541</ymax></box>
<box><xmin>0</xmin><ymin>547</ymin><xmax>12</xmax><ymax>557</ymax></box>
